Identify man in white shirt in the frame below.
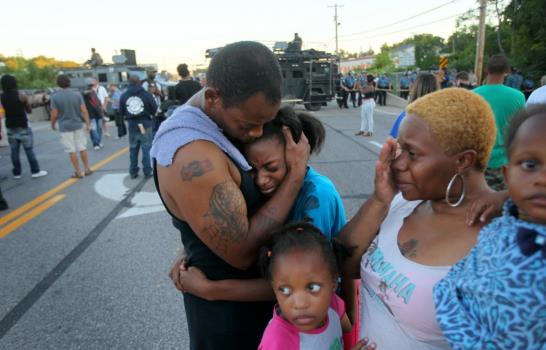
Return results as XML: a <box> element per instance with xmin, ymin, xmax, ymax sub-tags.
<box><xmin>92</xmin><ymin>78</ymin><xmax>111</xmax><ymax>137</ymax></box>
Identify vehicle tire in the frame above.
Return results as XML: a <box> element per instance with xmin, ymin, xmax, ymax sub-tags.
<box><xmin>304</xmin><ymin>103</ymin><xmax>321</xmax><ymax>111</ymax></box>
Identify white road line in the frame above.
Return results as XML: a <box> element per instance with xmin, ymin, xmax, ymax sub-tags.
<box><xmin>375</xmin><ymin>108</ymin><xmax>401</xmax><ymax>116</ymax></box>
<box><xmin>369</xmin><ymin>141</ymin><xmax>383</xmax><ymax>149</ymax></box>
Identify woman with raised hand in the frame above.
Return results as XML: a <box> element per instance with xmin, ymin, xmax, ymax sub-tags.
<box><xmin>338</xmin><ymin>88</ymin><xmax>500</xmax><ymax>349</ymax></box>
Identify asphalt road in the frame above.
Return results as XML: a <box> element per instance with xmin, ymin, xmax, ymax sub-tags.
<box><xmin>0</xmin><ymin>101</ymin><xmax>403</xmax><ymax>349</ymax></box>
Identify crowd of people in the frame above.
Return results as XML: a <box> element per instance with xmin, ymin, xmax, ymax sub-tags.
<box><xmin>0</xmin><ymin>63</ymin><xmax>203</xmax><ymax>209</ymax></box>
<box><xmin>1</xmin><ymin>40</ymin><xmax>545</xmax><ymax>349</ymax></box>
<box><xmin>151</xmin><ymin>42</ymin><xmax>546</xmax><ymax>350</ymax></box>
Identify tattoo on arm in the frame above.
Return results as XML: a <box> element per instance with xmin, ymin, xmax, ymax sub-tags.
<box><xmin>181</xmin><ymin>160</ymin><xmax>214</xmax><ymax>181</ymax></box>
<box><xmin>202</xmin><ymin>181</ymin><xmax>249</xmax><ymax>255</ymax></box>
<box><xmin>398</xmin><ymin>239</ymin><xmax>418</xmax><ymax>258</ymax></box>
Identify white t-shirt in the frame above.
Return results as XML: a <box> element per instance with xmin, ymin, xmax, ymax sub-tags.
<box><xmin>359</xmin><ymin>194</ymin><xmax>451</xmax><ymax>350</ymax></box>
<box><xmin>526</xmin><ymin>85</ymin><xmax>546</xmax><ymax>105</ymax></box>
<box><xmin>94</xmin><ymin>85</ymin><xmax>109</xmax><ymax>106</ymax></box>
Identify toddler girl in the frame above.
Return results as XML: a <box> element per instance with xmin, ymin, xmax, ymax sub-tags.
<box><xmin>258</xmin><ymin>222</ymin><xmax>374</xmax><ymax>350</ymax></box>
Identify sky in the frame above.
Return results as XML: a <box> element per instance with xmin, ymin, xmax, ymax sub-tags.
<box><xmin>3</xmin><ymin>0</ymin><xmax>481</xmax><ymax>74</ymax></box>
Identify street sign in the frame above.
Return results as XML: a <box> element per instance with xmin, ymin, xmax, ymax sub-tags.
<box><xmin>439</xmin><ymin>56</ymin><xmax>449</xmax><ymax>69</ymax></box>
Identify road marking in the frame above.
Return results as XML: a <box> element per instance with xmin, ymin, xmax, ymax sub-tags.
<box><xmin>375</xmin><ymin>108</ymin><xmax>401</xmax><ymax>116</ymax></box>
<box><xmin>94</xmin><ymin>173</ymin><xmax>163</xmax><ymax>218</ymax></box>
<box><xmin>0</xmin><ymin>147</ymin><xmax>129</xmax><ymax>238</ymax></box>
<box><xmin>0</xmin><ymin>195</ymin><xmax>65</xmax><ymax>238</ymax></box>
<box><xmin>369</xmin><ymin>141</ymin><xmax>383</xmax><ymax>149</ymax></box>
<box><xmin>0</xmin><ymin>179</ymin><xmax>77</xmax><ymax>226</ymax></box>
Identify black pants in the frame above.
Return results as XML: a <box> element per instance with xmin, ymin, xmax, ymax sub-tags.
<box><xmin>400</xmin><ymin>90</ymin><xmax>409</xmax><ymax>100</ymax></box>
<box><xmin>376</xmin><ymin>90</ymin><xmax>387</xmax><ymax>106</ymax></box>
<box><xmin>113</xmin><ymin>110</ymin><xmax>127</xmax><ymax>138</ymax></box>
<box><xmin>183</xmin><ymin>293</ymin><xmax>273</xmax><ymax>350</ymax></box>
<box><xmin>341</xmin><ymin>90</ymin><xmax>349</xmax><ymax>108</ymax></box>
<box><xmin>348</xmin><ymin>91</ymin><xmax>357</xmax><ymax>107</ymax></box>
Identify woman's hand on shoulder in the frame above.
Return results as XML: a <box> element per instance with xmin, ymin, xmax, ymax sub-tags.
<box><xmin>372</xmin><ymin>137</ymin><xmax>398</xmax><ymax>206</ymax></box>
<box><xmin>465</xmin><ymin>190</ymin><xmax>508</xmax><ymax>226</ymax></box>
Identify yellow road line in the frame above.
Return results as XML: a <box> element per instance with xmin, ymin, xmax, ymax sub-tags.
<box><xmin>0</xmin><ymin>194</ymin><xmax>65</xmax><ymax>238</ymax></box>
<box><xmin>0</xmin><ymin>146</ymin><xmax>129</xmax><ymax>233</ymax></box>
<box><xmin>90</xmin><ymin>147</ymin><xmax>128</xmax><ymax>171</ymax></box>
<box><xmin>0</xmin><ymin>179</ymin><xmax>77</xmax><ymax>226</ymax></box>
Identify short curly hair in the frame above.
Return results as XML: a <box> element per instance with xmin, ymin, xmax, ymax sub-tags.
<box><xmin>405</xmin><ymin>88</ymin><xmax>496</xmax><ymax>171</ymax></box>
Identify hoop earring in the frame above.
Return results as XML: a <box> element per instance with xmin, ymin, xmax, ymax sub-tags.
<box><xmin>445</xmin><ymin>173</ymin><xmax>465</xmax><ymax>207</ymax></box>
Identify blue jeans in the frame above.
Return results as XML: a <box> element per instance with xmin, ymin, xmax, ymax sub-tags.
<box><xmin>7</xmin><ymin>128</ymin><xmax>40</xmax><ymax>176</ymax></box>
<box><xmin>89</xmin><ymin>118</ymin><xmax>103</xmax><ymax>147</ymax></box>
<box><xmin>129</xmin><ymin>127</ymin><xmax>152</xmax><ymax>176</ymax></box>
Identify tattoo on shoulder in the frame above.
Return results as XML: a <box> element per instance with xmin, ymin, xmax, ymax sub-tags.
<box><xmin>181</xmin><ymin>160</ymin><xmax>214</xmax><ymax>181</ymax></box>
<box><xmin>398</xmin><ymin>239</ymin><xmax>418</xmax><ymax>259</ymax></box>
<box><xmin>202</xmin><ymin>181</ymin><xmax>248</xmax><ymax>255</ymax></box>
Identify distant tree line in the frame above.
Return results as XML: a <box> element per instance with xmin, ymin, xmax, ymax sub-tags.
<box><xmin>342</xmin><ymin>0</ymin><xmax>545</xmax><ymax>82</ymax></box>
<box><xmin>0</xmin><ymin>55</ymin><xmax>79</xmax><ymax>89</ymax></box>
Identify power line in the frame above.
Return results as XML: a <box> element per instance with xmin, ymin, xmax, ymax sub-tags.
<box><xmin>341</xmin><ymin>9</ymin><xmax>477</xmax><ymax>42</ymax></box>
<box><xmin>339</xmin><ymin>0</ymin><xmax>459</xmax><ymax>38</ymax></box>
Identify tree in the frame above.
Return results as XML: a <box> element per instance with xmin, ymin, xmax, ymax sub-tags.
<box><xmin>370</xmin><ymin>44</ymin><xmax>394</xmax><ymax>73</ymax></box>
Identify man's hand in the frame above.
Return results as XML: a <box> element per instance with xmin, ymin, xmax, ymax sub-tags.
<box><xmin>283</xmin><ymin>126</ymin><xmax>310</xmax><ymax>180</ymax></box>
<box><xmin>85</xmin><ymin>123</ymin><xmax>91</xmax><ymax>132</ymax></box>
<box><xmin>168</xmin><ymin>248</ymin><xmax>188</xmax><ymax>292</ymax></box>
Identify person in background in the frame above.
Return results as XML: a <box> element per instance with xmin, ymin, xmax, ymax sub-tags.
<box><xmin>174</xmin><ymin>63</ymin><xmax>202</xmax><ymax>105</ymax></box>
<box><xmin>505</xmin><ymin>66</ymin><xmax>523</xmax><ymax>90</ymax></box>
<box><xmin>91</xmin><ymin>78</ymin><xmax>110</xmax><ymax>137</ymax></box>
<box><xmin>343</xmin><ymin>72</ymin><xmax>357</xmax><ymax>108</ymax></box>
<box><xmin>83</xmin><ymin>78</ymin><xmax>104</xmax><ymax>150</ymax></box>
<box><xmin>455</xmin><ymin>71</ymin><xmax>473</xmax><ymax>90</ymax></box>
<box><xmin>399</xmin><ymin>73</ymin><xmax>410</xmax><ymax>100</ymax></box>
<box><xmin>0</xmin><ymin>74</ymin><xmax>48</xmax><ymax>179</ymax></box>
<box><xmin>522</xmin><ymin>76</ymin><xmax>535</xmax><ymax>100</ymax></box>
<box><xmin>389</xmin><ymin>72</ymin><xmax>438</xmax><ymax>138</ymax></box>
<box><xmin>526</xmin><ymin>75</ymin><xmax>546</xmax><ymax>105</ymax></box>
<box><xmin>50</xmin><ymin>75</ymin><xmax>92</xmax><ymax>179</ymax></box>
<box><xmin>473</xmin><ymin>54</ymin><xmax>525</xmax><ymax>191</ymax></box>
<box><xmin>434</xmin><ymin>104</ymin><xmax>546</xmax><ymax>349</ymax></box>
<box><xmin>119</xmin><ymin>75</ymin><xmax>157</xmax><ymax>179</ymax></box>
<box><xmin>355</xmin><ymin>75</ymin><xmax>376</xmax><ymax>137</ymax></box>
<box><xmin>357</xmin><ymin>72</ymin><xmax>368</xmax><ymax>106</ymax></box>
<box><xmin>108</xmin><ymin>84</ymin><xmax>126</xmax><ymax>139</ymax></box>
<box><xmin>376</xmin><ymin>74</ymin><xmax>390</xmax><ymax>106</ymax></box>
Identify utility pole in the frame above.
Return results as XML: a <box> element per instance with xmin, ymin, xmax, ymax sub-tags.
<box><xmin>474</xmin><ymin>0</ymin><xmax>487</xmax><ymax>85</ymax></box>
<box><xmin>328</xmin><ymin>4</ymin><xmax>343</xmax><ymax>65</ymax></box>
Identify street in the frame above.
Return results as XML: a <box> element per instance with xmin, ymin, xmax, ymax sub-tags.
<box><xmin>0</xmin><ymin>102</ymin><xmax>402</xmax><ymax>349</ymax></box>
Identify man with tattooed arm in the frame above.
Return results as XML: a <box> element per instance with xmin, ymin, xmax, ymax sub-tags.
<box><xmin>150</xmin><ymin>41</ymin><xmax>310</xmax><ymax>350</ymax></box>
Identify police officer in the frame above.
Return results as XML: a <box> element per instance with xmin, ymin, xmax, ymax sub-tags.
<box><xmin>399</xmin><ymin>73</ymin><xmax>410</xmax><ymax>100</ymax></box>
<box><xmin>343</xmin><ymin>71</ymin><xmax>357</xmax><ymax>108</ymax></box>
<box><xmin>376</xmin><ymin>73</ymin><xmax>390</xmax><ymax>106</ymax></box>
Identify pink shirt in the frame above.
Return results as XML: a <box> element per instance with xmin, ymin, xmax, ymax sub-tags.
<box><xmin>259</xmin><ymin>294</ymin><xmax>345</xmax><ymax>350</ymax></box>
<box><xmin>359</xmin><ymin>194</ymin><xmax>451</xmax><ymax>349</ymax></box>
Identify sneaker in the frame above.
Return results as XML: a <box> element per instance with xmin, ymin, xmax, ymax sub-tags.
<box><xmin>13</xmin><ymin>174</ymin><xmax>22</xmax><ymax>179</ymax></box>
<box><xmin>94</xmin><ymin>146</ymin><xmax>100</xmax><ymax>151</ymax></box>
<box><xmin>0</xmin><ymin>198</ymin><xmax>7</xmax><ymax>211</ymax></box>
<box><xmin>144</xmin><ymin>173</ymin><xmax>153</xmax><ymax>179</ymax></box>
<box><xmin>31</xmin><ymin>170</ymin><xmax>48</xmax><ymax>178</ymax></box>
<box><xmin>130</xmin><ymin>174</ymin><xmax>138</xmax><ymax>179</ymax></box>
<box><xmin>99</xmin><ymin>143</ymin><xmax>104</xmax><ymax>148</ymax></box>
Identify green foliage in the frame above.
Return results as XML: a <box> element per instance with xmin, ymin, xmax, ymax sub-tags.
<box><xmin>0</xmin><ymin>54</ymin><xmax>79</xmax><ymax>89</ymax></box>
<box><xmin>370</xmin><ymin>44</ymin><xmax>395</xmax><ymax>74</ymax></box>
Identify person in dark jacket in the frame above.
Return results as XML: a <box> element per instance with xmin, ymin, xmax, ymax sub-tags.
<box><xmin>119</xmin><ymin>75</ymin><xmax>158</xmax><ymax>178</ymax></box>
<box><xmin>0</xmin><ymin>74</ymin><xmax>48</xmax><ymax>179</ymax></box>
<box><xmin>174</xmin><ymin>63</ymin><xmax>202</xmax><ymax>105</ymax></box>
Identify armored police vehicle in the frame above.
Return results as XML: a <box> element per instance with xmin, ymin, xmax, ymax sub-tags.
<box><xmin>206</xmin><ymin>43</ymin><xmax>339</xmax><ymax>111</ymax></box>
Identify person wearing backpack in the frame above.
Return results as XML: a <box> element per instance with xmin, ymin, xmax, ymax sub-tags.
<box><xmin>120</xmin><ymin>75</ymin><xmax>158</xmax><ymax>178</ymax></box>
